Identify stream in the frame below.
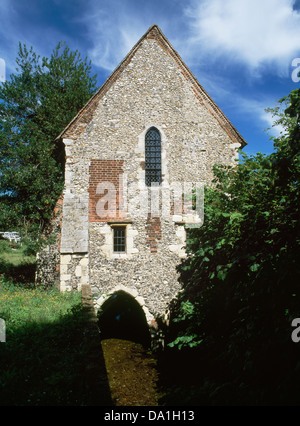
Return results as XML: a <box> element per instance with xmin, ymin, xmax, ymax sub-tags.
<box><xmin>101</xmin><ymin>338</ymin><xmax>163</xmax><ymax>406</ymax></box>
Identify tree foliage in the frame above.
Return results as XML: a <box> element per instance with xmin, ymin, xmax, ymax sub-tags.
<box><xmin>167</xmin><ymin>87</ymin><xmax>300</xmax><ymax>404</ymax></box>
<box><xmin>0</xmin><ymin>42</ymin><xmax>97</xmax><ymax>244</ymax></box>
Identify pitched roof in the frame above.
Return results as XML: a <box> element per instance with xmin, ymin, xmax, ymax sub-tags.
<box><xmin>57</xmin><ymin>24</ymin><xmax>246</xmax><ymax>148</ymax></box>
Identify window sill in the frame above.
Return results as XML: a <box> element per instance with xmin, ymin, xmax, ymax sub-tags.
<box><xmin>111</xmin><ymin>252</ymin><xmax>127</xmax><ymax>259</ymax></box>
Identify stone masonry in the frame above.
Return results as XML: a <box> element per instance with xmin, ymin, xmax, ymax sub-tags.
<box><xmin>36</xmin><ymin>24</ymin><xmax>246</xmax><ymax>326</ymax></box>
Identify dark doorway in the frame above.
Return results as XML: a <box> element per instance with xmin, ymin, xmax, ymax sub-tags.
<box><xmin>98</xmin><ymin>291</ymin><xmax>151</xmax><ymax>348</ymax></box>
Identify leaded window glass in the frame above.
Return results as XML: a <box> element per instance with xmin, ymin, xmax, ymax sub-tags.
<box><xmin>145</xmin><ymin>127</ymin><xmax>162</xmax><ymax>186</ymax></box>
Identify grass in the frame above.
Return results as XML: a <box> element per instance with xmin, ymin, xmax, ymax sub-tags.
<box><xmin>0</xmin><ymin>239</ymin><xmax>35</xmax><ymax>266</ymax></box>
<box><xmin>0</xmin><ymin>238</ymin><xmax>195</xmax><ymax>406</ymax></box>
<box><xmin>0</xmin><ymin>239</ymin><xmax>36</xmax><ymax>283</ymax></box>
<box><xmin>0</xmin><ymin>276</ymin><xmax>81</xmax><ymax>328</ymax></box>
<box><xmin>0</xmin><ymin>239</ymin><xmax>102</xmax><ymax>406</ymax></box>
<box><xmin>0</xmin><ymin>276</ymin><xmax>90</xmax><ymax>406</ymax></box>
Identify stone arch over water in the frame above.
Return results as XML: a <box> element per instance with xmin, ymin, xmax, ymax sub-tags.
<box><xmin>96</xmin><ymin>286</ymin><xmax>154</xmax><ymax>347</ymax></box>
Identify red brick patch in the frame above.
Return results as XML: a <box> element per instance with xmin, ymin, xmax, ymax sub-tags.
<box><xmin>89</xmin><ymin>159</ymin><xmax>126</xmax><ymax>222</ymax></box>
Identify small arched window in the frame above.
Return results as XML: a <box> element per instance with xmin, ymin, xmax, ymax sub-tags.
<box><xmin>145</xmin><ymin>127</ymin><xmax>162</xmax><ymax>186</ymax></box>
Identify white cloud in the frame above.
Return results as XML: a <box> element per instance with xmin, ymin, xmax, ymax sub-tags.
<box><xmin>79</xmin><ymin>0</ymin><xmax>182</xmax><ymax>72</ymax></box>
<box><xmin>228</xmin><ymin>95</ymin><xmax>286</xmax><ymax>141</ymax></box>
<box><xmin>0</xmin><ymin>0</ymin><xmax>71</xmax><ymax>77</ymax></box>
<box><xmin>261</xmin><ymin>110</ymin><xmax>285</xmax><ymax>137</ymax></box>
<box><xmin>199</xmin><ymin>71</ymin><xmax>286</xmax><ymax>136</ymax></box>
<box><xmin>80</xmin><ymin>0</ymin><xmax>151</xmax><ymax>71</ymax></box>
<box><xmin>184</xmin><ymin>0</ymin><xmax>300</xmax><ymax>75</ymax></box>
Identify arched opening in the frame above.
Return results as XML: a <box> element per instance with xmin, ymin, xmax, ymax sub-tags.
<box><xmin>97</xmin><ymin>291</ymin><xmax>151</xmax><ymax>348</ymax></box>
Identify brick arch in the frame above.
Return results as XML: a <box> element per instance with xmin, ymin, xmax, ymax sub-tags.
<box><xmin>94</xmin><ymin>284</ymin><xmax>155</xmax><ymax>326</ymax></box>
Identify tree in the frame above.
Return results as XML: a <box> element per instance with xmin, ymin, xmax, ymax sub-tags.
<box><xmin>0</xmin><ymin>42</ymin><xmax>97</xmax><ymax>245</ymax></box>
<box><xmin>167</xmin><ymin>87</ymin><xmax>300</xmax><ymax>404</ymax></box>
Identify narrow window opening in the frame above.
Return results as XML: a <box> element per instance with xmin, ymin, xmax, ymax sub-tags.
<box><xmin>145</xmin><ymin>127</ymin><xmax>162</xmax><ymax>186</ymax></box>
<box><xmin>113</xmin><ymin>226</ymin><xmax>126</xmax><ymax>253</ymax></box>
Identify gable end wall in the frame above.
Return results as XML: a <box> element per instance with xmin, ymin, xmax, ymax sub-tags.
<box><xmin>38</xmin><ymin>27</ymin><xmax>246</xmax><ymax>320</ymax></box>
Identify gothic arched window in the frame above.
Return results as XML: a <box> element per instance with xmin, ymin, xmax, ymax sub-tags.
<box><xmin>145</xmin><ymin>127</ymin><xmax>162</xmax><ymax>186</ymax></box>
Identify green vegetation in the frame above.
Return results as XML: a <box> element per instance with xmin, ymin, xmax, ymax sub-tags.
<box><xmin>0</xmin><ymin>238</ymin><xmax>36</xmax><ymax>284</ymax></box>
<box><xmin>0</xmin><ymin>42</ymin><xmax>97</xmax><ymax>246</ymax></box>
<box><xmin>0</xmin><ymin>276</ymin><xmax>88</xmax><ymax>406</ymax></box>
<box><xmin>163</xmin><ymin>87</ymin><xmax>300</xmax><ymax>405</ymax></box>
<box><xmin>0</xmin><ymin>239</ymin><xmax>33</xmax><ymax>264</ymax></box>
<box><xmin>0</xmin><ymin>41</ymin><xmax>99</xmax><ymax>404</ymax></box>
<box><xmin>0</xmin><ymin>240</ymin><xmax>83</xmax><ymax>406</ymax></box>
<box><xmin>0</xmin><ymin>39</ymin><xmax>299</xmax><ymax>407</ymax></box>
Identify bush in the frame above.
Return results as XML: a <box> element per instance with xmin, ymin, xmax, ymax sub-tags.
<box><xmin>0</xmin><ymin>239</ymin><xmax>8</xmax><ymax>254</ymax></box>
<box><xmin>167</xmin><ymin>87</ymin><xmax>300</xmax><ymax>405</ymax></box>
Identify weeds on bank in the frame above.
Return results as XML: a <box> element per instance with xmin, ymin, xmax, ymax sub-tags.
<box><xmin>0</xmin><ymin>239</ymin><xmax>36</xmax><ymax>283</ymax></box>
<box><xmin>0</xmin><ymin>277</ymin><xmax>87</xmax><ymax>406</ymax></box>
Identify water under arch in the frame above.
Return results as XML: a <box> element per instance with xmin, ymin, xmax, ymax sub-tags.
<box><xmin>97</xmin><ymin>290</ymin><xmax>151</xmax><ymax>347</ymax></box>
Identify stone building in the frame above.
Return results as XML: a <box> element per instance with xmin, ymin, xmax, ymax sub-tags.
<box><xmin>37</xmin><ymin>24</ymin><xmax>246</xmax><ymax>330</ymax></box>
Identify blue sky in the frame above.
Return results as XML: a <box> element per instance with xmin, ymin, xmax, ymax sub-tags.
<box><xmin>0</xmin><ymin>0</ymin><xmax>300</xmax><ymax>156</ymax></box>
